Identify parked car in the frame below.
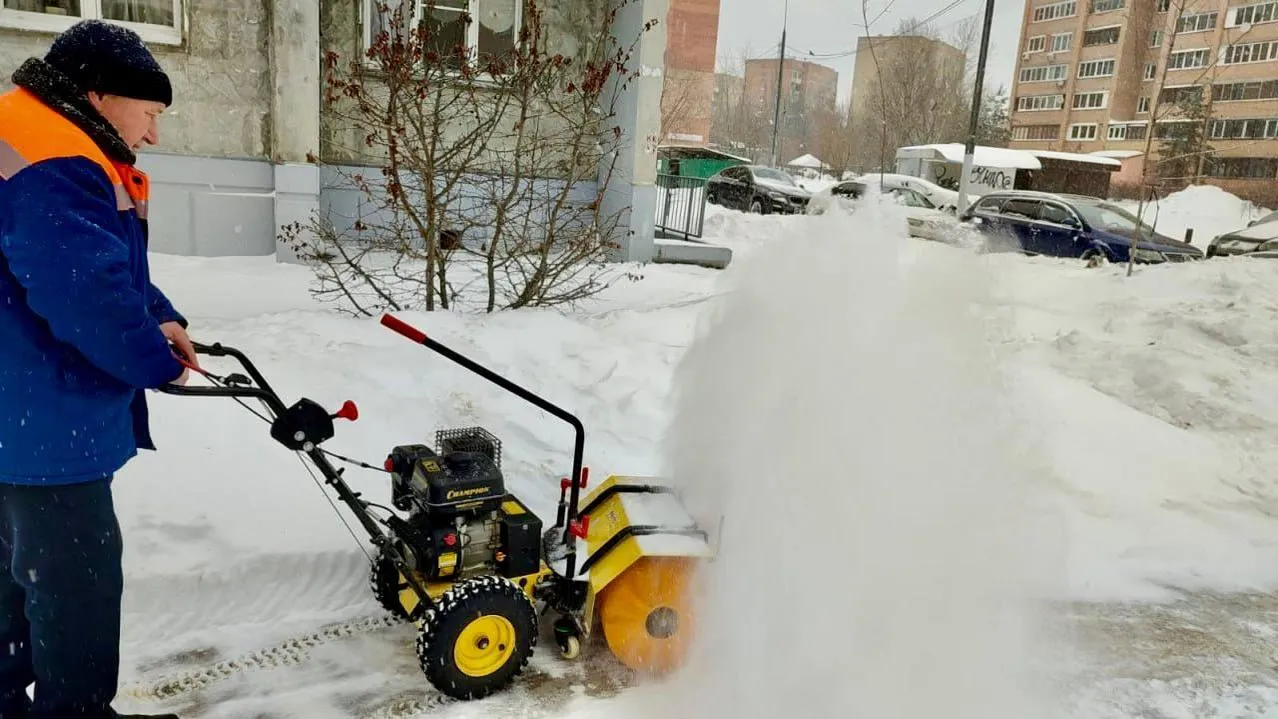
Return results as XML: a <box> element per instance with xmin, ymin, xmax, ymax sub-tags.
<box><xmin>705</xmin><ymin>165</ymin><xmax>811</xmax><ymax>214</ymax></box>
<box><xmin>848</xmin><ymin>172</ymin><xmax>975</xmax><ymax>214</ymax></box>
<box><xmin>1246</xmin><ymin>239</ymin><xmax>1278</xmax><ymax>258</ymax></box>
<box><xmin>1205</xmin><ymin>211</ymin><xmax>1278</xmax><ymax>258</ymax></box>
<box><xmin>957</xmin><ymin>190</ymin><xmax>1204</xmax><ymax>263</ymax></box>
<box><xmin>807</xmin><ymin>181</ymin><xmax>963</xmax><ymax>244</ymax></box>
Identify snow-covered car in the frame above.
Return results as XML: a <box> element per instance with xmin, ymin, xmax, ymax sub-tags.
<box><xmin>807</xmin><ymin>180</ymin><xmax>963</xmax><ymax>244</ymax></box>
<box><xmin>705</xmin><ymin>165</ymin><xmax>811</xmax><ymax>214</ymax></box>
<box><xmin>1205</xmin><ymin>211</ymin><xmax>1278</xmax><ymax>258</ymax></box>
<box><xmin>847</xmin><ymin>172</ymin><xmax>976</xmax><ymax>214</ymax></box>
<box><xmin>1245</xmin><ymin>239</ymin><xmax>1278</xmax><ymax>258</ymax></box>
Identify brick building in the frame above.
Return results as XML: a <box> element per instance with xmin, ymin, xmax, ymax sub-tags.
<box><xmin>742</xmin><ymin>58</ymin><xmax>838</xmax><ymax>163</ymax></box>
<box><xmin>661</xmin><ymin>0</ymin><xmax>721</xmax><ymax>145</ymax></box>
<box><xmin>1009</xmin><ymin>0</ymin><xmax>1278</xmax><ymax>200</ymax></box>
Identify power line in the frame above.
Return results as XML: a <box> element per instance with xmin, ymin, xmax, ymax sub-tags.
<box><xmin>789</xmin><ymin>0</ymin><xmax>977</xmax><ymax>61</ymax></box>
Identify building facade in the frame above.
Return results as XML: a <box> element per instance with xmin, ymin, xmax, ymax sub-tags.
<box><xmin>0</xmin><ymin>0</ymin><xmax>670</xmax><ymax>262</ymax></box>
<box><xmin>660</xmin><ymin>0</ymin><xmax>720</xmax><ymax>145</ymax></box>
<box><xmin>1010</xmin><ymin>0</ymin><xmax>1278</xmax><ymax>200</ymax></box>
<box><xmin>742</xmin><ymin>57</ymin><xmax>838</xmax><ymax>163</ymax></box>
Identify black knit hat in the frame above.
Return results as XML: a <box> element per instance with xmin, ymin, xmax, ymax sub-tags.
<box><xmin>44</xmin><ymin>19</ymin><xmax>172</xmax><ymax>106</ymax></box>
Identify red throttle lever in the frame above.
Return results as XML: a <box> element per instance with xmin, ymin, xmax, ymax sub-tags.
<box><xmin>332</xmin><ymin>400</ymin><xmax>359</xmax><ymax>421</ymax></box>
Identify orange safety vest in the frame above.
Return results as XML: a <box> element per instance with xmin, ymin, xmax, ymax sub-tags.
<box><xmin>0</xmin><ymin>86</ymin><xmax>150</xmax><ymax>220</ymax></box>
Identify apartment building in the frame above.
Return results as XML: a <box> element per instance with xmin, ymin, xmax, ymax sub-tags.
<box><xmin>1010</xmin><ymin>0</ymin><xmax>1278</xmax><ymax>197</ymax></box>
<box><xmin>742</xmin><ymin>58</ymin><xmax>838</xmax><ymax>162</ymax></box>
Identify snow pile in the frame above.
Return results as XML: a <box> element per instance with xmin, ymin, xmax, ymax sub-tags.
<box><xmin>1116</xmin><ymin>184</ymin><xmax>1273</xmax><ymax>246</ymax></box>
<box><xmin>623</xmin><ymin>200</ymin><xmax>1066</xmax><ymax>718</ymax></box>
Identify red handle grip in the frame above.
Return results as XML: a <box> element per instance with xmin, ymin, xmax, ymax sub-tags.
<box><xmin>380</xmin><ymin>313</ymin><xmax>428</xmax><ymax>343</ymax></box>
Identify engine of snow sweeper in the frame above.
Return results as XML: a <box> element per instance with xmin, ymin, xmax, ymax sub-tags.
<box><xmin>156</xmin><ymin>314</ymin><xmax>718</xmax><ymax>704</ymax></box>
<box><xmin>375</xmin><ymin>428</ymin><xmax>544</xmax><ymax>595</ymax></box>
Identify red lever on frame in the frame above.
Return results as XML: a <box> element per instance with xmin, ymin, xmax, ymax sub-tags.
<box><xmin>568</xmin><ymin>515</ymin><xmax>590</xmax><ymax>540</ymax></box>
<box><xmin>333</xmin><ymin>400</ymin><xmax>359</xmax><ymax>421</ymax></box>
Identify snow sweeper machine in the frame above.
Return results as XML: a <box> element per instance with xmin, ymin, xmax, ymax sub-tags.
<box><xmin>158</xmin><ymin>313</ymin><xmax>715</xmax><ymax>701</ymax></box>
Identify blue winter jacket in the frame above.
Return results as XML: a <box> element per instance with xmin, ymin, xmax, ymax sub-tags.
<box><xmin>0</xmin><ymin>86</ymin><xmax>186</xmax><ymax>485</ymax></box>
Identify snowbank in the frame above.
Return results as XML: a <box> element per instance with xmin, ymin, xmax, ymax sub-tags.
<box><xmin>1115</xmin><ymin>184</ymin><xmax>1273</xmax><ymax>247</ymax></box>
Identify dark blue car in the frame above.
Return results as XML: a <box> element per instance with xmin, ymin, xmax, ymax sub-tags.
<box><xmin>957</xmin><ymin>190</ymin><xmax>1204</xmax><ymax>264</ymax></box>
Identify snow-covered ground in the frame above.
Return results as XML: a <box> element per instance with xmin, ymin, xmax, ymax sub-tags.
<box><xmin>107</xmin><ymin>187</ymin><xmax>1278</xmax><ymax>717</ymax></box>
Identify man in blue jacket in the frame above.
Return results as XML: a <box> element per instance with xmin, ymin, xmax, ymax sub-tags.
<box><xmin>0</xmin><ymin>20</ymin><xmax>198</xmax><ymax>719</ymax></box>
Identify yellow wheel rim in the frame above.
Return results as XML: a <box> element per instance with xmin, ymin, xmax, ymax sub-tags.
<box><xmin>453</xmin><ymin>615</ymin><xmax>517</xmax><ymax>677</ymax></box>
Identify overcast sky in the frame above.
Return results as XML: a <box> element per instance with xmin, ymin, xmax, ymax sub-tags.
<box><xmin>716</xmin><ymin>0</ymin><xmax>1024</xmax><ymax>105</ymax></box>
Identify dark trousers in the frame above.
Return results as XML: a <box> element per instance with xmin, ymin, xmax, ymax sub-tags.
<box><xmin>0</xmin><ymin>479</ymin><xmax>123</xmax><ymax>719</ymax></box>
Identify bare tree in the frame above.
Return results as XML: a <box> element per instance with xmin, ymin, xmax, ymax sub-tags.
<box><xmin>282</xmin><ymin>0</ymin><xmax>654</xmax><ymax>314</ymax></box>
<box><xmin>850</xmin><ymin>17</ymin><xmax>970</xmax><ymax>171</ymax></box>
<box><xmin>813</xmin><ymin>101</ymin><xmax>854</xmax><ymax>176</ymax></box>
<box><xmin>1124</xmin><ymin>0</ymin><xmax>1257</xmax><ymax>274</ymax></box>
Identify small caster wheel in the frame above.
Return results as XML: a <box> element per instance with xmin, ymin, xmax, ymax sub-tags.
<box><xmin>560</xmin><ymin>635</ymin><xmax>581</xmax><ymax>660</ymax></box>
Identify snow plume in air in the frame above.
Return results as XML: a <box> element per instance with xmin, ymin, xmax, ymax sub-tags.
<box><xmin>638</xmin><ymin>200</ymin><xmax>1069</xmax><ymax>718</ymax></box>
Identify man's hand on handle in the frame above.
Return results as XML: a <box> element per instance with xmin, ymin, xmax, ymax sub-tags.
<box><xmin>161</xmin><ymin>320</ymin><xmax>196</xmax><ymax>386</ymax></box>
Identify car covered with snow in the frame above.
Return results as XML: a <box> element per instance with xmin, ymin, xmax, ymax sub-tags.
<box><xmin>958</xmin><ymin>190</ymin><xmax>1204</xmax><ymax>263</ymax></box>
<box><xmin>705</xmin><ymin>164</ymin><xmax>811</xmax><ymax>214</ymax></box>
<box><xmin>845</xmin><ymin>172</ymin><xmax>976</xmax><ymax>214</ymax></box>
<box><xmin>1205</xmin><ymin>210</ymin><xmax>1278</xmax><ymax>258</ymax></box>
<box><xmin>806</xmin><ymin>180</ymin><xmax>966</xmax><ymax>244</ymax></box>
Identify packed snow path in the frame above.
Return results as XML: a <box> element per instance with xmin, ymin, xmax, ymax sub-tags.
<box><xmin>106</xmin><ymin>190</ymin><xmax>1278</xmax><ymax>717</ymax></box>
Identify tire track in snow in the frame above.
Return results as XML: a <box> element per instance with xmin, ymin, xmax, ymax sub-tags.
<box><xmin>120</xmin><ymin>612</ymin><xmax>407</xmax><ymax>701</ymax></box>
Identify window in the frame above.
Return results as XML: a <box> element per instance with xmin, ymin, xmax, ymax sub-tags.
<box><xmin>1156</xmin><ymin>0</ymin><xmax>1170</xmax><ymax>10</ymax></box>
<box><xmin>1227</xmin><ymin>2</ymin><xmax>1278</xmax><ymax>28</ymax></box>
<box><xmin>1212</xmin><ymin>80</ymin><xmax>1278</xmax><ymax>102</ymax></box>
<box><xmin>1154</xmin><ymin>120</ymin><xmax>1195</xmax><ymax>139</ymax></box>
<box><xmin>0</xmin><ymin>0</ymin><xmax>180</xmax><ymax>44</ymax></box>
<box><xmin>1203</xmin><ymin>157</ymin><xmax>1278</xmax><ymax>179</ymax></box>
<box><xmin>1209</xmin><ymin>117</ymin><xmax>1278</xmax><ymax>139</ymax></box>
<box><xmin>1052</xmin><ymin>32</ymin><xmax>1073</xmax><ymax>52</ymax></box>
<box><xmin>1084</xmin><ymin>26</ymin><xmax>1121</xmax><ymax>46</ymax></box>
<box><xmin>1027</xmin><ymin>35</ymin><xmax>1047</xmax><ymax>52</ymax></box>
<box><xmin>1068</xmin><ymin>123</ymin><xmax>1098</xmax><ymax>140</ymax></box>
<box><xmin>1159</xmin><ymin>85</ymin><xmax>1204</xmax><ymax>104</ymax></box>
<box><xmin>1222</xmin><ymin>40</ymin><xmax>1278</xmax><ymax>65</ymax></box>
<box><xmin>1127</xmin><ymin>123</ymin><xmax>1148</xmax><ymax>140</ymax></box>
<box><xmin>1032</xmin><ymin>1</ymin><xmax>1076</xmax><ymax>22</ymax></box>
<box><xmin>1020</xmin><ymin>64</ymin><xmax>1069</xmax><ymax>82</ymax></box>
<box><xmin>366</xmin><ymin>0</ymin><xmax>523</xmax><ymax>69</ymax></box>
<box><xmin>1073</xmin><ymin>91</ymin><xmax>1107</xmax><ymax>109</ymax></box>
<box><xmin>1090</xmin><ymin>0</ymin><xmax>1124</xmax><ymax>12</ymax></box>
<box><xmin>1150</xmin><ymin>30</ymin><xmax>1164</xmax><ymax>47</ymax></box>
<box><xmin>1011</xmin><ymin>124</ymin><xmax>1061</xmax><ymax>140</ymax></box>
<box><xmin>1017</xmin><ymin>93</ymin><xmax>1068</xmax><ymax>110</ymax></box>
<box><xmin>1040</xmin><ymin>202</ymin><xmax>1078</xmax><ymax>225</ymax></box>
<box><xmin>1108</xmin><ymin>124</ymin><xmax>1127</xmax><ymax>139</ymax></box>
<box><xmin>1138</xmin><ymin>96</ymin><xmax>1151</xmax><ymax>112</ymax></box>
<box><xmin>1178</xmin><ymin>12</ymin><xmax>1218</xmax><ymax>33</ymax></box>
<box><xmin>1144</xmin><ymin>62</ymin><xmax>1158</xmax><ymax>80</ymax></box>
<box><xmin>1167</xmin><ymin>48</ymin><xmax>1210</xmax><ymax>69</ymax></box>
<box><xmin>1018</xmin><ymin>94</ymin><xmax>1066</xmax><ymax>111</ymax></box>
<box><xmin>1078</xmin><ymin>59</ymin><xmax>1116</xmax><ymax>77</ymax></box>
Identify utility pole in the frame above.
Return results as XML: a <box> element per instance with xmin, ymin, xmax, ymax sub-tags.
<box><xmin>770</xmin><ymin>0</ymin><xmax>789</xmax><ymax>168</ymax></box>
<box><xmin>957</xmin><ymin>0</ymin><xmax>996</xmax><ymax>216</ymax></box>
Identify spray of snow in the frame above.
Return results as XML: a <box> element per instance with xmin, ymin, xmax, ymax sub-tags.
<box><xmin>628</xmin><ymin>199</ymin><xmax>1071</xmax><ymax>717</ymax></box>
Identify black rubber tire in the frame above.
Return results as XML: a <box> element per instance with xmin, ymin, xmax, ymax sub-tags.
<box><xmin>369</xmin><ymin>544</ymin><xmax>412</xmax><ymax>620</ymax></box>
<box><xmin>416</xmin><ymin>575</ymin><xmax>538</xmax><ymax>701</ymax></box>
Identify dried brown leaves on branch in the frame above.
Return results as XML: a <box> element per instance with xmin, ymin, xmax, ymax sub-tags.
<box><xmin>281</xmin><ymin>0</ymin><xmax>654</xmax><ymax>314</ymax></box>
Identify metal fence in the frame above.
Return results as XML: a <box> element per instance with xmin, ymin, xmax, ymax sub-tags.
<box><xmin>654</xmin><ymin>173</ymin><xmax>708</xmax><ymax>241</ymax></box>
